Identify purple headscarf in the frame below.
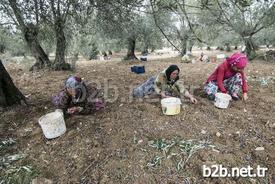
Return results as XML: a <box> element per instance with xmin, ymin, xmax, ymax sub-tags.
<box><xmin>226</xmin><ymin>52</ymin><xmax>248</xmax><ymax>69</ymax></box>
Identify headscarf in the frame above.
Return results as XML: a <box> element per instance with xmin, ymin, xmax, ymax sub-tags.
<box><xmin>226</xmin><ymin>52</ymin><xmax>248</xmax><ymax>69</ymax></box>
<box><xmin>65</xmin><ymin>76</ymin><xmax>82</xmax><ymax>89</ymax></box>
<box><xmin>165</xmin><ymin>65</ymin><xmax>180</xmax><ymax>84</ymax></box>
<box><xmin>65</xmin><ymin>76</ymin><xmax>86</xmax><ymax>102</ymax></box>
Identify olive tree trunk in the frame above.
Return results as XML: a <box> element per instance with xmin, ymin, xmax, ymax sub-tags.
<box><xmin>8</xmin><ymin>0</ymin><xmax>50</xmax><ymax>71</ymax></box>
<box><xmin>0</xmin><ymin>60</ymin><xmax>26</xmax><ymax>107</ymax></box>
<box><xmin>52</xmin><ymin>18</ymin><xmax>71</xmax><ymax>70</ymax></box>
<box><xmin>124</xmin><ymin>36</ymin><xmax>138</xmax><ymax>60</ymax></box>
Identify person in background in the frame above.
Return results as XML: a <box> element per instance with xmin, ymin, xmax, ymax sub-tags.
<box><xmin>133</xmin><ymin>65</ymin><xmax>197</xmax><ymax>103</ymax></box>
<box><xmin>204</xmin><ymin>52</ymin><xmax>249</xmax><ymax>101</ymax></box>
<box><xmin>198</xmin><ymin>52</ymin><xmax>210</xmax><ymax>62</ymax></box>
<box><xmin>52</xmin><ymin>76</ymin><xmax>105</xmax><ymax>116</ymax></box>
<box><xmin>181</xmin><ymin>52</ymin><xmax>193</xmax><ymax>63</ymax></box>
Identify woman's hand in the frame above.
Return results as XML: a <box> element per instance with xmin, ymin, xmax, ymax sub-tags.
<box><xmin>243</xmin><ymin>93</ymin><xmax>248</xmax><ymax>101</ymax></box>
<box><xmin>161</xmin><ymin>92</ymin><xmax>169</xmax><ymax>98</ymax></box>
<box><xmin>184</xmin><ymin>91</ymin><xmax>197</xmax><ymax>104</ymax></box>
<box><xmin>67</xmin><ymin>106</ymin><xmax>79</xmax><ymax>114</ymax></box>
<box><xmin>189</xmin><ymin>95</ymin><xmax>198</xmax><ymax>104</ymax></box>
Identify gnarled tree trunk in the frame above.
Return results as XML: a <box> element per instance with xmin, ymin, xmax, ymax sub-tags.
<box><xmin>187</xmin><ymin>40</ymin><xmax>194</xmax><ymax>52</ymax></box>
<box><xmin>8</xmin><ymin>0</ymin><xmax>50</xmax><ymax>71</ymax></box>
<box><xmin>0</xmin><ymin>44</ymin><xmax>5</xmax><ymax>54</ymax></box>
<box><xmin>179</xmin><ymin>35</ymin><xmax>188</xmax><ymax>56</ymax></box>
<box><xmin>124</xmin><ymin>36</ymin><xmax>138</xmax><ymax>60</ymax></box>
<box><xmin>52</xmin><ymin>18</ymin><xmax>70</xmax><ymax>70</ymax></box>
<box><xmin>243</xmin><ymin>36</ymin><xmax>257</xmax><ymax>59</ymax></box>
<box><xmin>225</xmin><ymin>43</ymin><xmax>231</xmax><ymax>52</ymax></box>
<box><xmin>142</xmin><ymin>44</ymin><xmax>149</xmax><ymax>55</ymax></box>
<box><xmin>0</xmin><ymin>60</ymin><xmax>26</xmax><ymax>107</ymax></box>
<box><xmin>24</xmin><ymin>25</ymin><xmax>51</xmax><ymax>71</ymax></box>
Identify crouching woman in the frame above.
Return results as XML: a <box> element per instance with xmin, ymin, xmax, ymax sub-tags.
<box><xmin>204</xmin><ymin>52</ymin><xmax>249</xmax><ymax>101</ymax></box>
<box><xmin>52</xmin><ymin>76</ymin><xmax>105</xmax><ymax>116</ymax></box>
<box><xmin>133</xmin><ymin>65</ymin><xmax>197</xmax><ymax>103</ymax></box>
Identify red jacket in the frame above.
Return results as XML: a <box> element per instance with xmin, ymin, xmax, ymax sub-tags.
<box><xmin>206</xmin><ymin>61</ymin><xmax>248</xmax><ymax>93</ymax></box>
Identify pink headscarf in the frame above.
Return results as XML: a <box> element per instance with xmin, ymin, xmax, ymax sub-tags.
<box><xmin>226</xmin><ymin>52</ymin><xmax>248</xmax><ymax>69</ymax></box>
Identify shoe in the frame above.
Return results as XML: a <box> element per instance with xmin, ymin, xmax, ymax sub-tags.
<box><xmin>231</xmin><ymin>93</ymin><xmax>239</xmax><ymax>101</ymax></box>
<box><xmin>207</xmin><ymin>94</ymin><xmax>215</xmax><ymax>101</ymax></box>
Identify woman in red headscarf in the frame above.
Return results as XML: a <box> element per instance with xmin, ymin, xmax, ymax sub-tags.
<box><xmin>204</xmin><ymin>52</ymin><xmax>249</xmax><ymax>101</ymax></box>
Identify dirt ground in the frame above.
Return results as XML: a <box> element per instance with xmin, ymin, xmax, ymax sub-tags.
<box><xmin>1</xmin><ymin>50</ymin><xmax>275</xmax><ymax>184</ymax></box>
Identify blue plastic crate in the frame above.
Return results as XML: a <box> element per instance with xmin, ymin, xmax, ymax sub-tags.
<box><xmin>131</xmin><ymin>66</ymin><xmax>145</xmax><ymax>74</ymax></box>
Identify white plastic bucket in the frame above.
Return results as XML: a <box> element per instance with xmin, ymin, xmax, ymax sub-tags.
<box><xmin>216</xmin><ymin>54</ymin><xmax>226</xmax><ymax>59</ymax></box>
<box><xmin>161</xmin><ymin>97</ymin><xmax>182</xmax><ymax>115</ymax></box>
<box><xmin>214</xmin><ymin>93</ymin><xmax>232</xmax><ymax>109</ymax></box>
<box><xmin>38</xmin><ymin>109</ymin><xmax>66</xmax><ymax>139</ymax></box>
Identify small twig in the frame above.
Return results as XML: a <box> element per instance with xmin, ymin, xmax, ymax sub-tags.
<box><xmin>81</xmin><ymin>160</ymin><xmax>96</xmax><ymax>176</ymax></box>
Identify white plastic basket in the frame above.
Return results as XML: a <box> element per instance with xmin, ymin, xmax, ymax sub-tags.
<box><xmin>216</xmin><ymin>54</ymin><xmax>226</xmax><ymax>59</ymax></box>
<box><xmin>38</xmin><ymin>109</ymin><xmax>66</xmax><ymax>139</ymax></box>
<box><xmin>161</xmin><ymin>97</ymin><xmax>182</xmax><ymax>115</ymax></box>
<box><xmin>214</xmin><ymin>93</ymin><xmax>232</xmax><ymax>109</ymax></box>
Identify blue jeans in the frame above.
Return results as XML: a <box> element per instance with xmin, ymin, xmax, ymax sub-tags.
<box><xmin>133</xmin><ymin>76</ymin><xmax>156</xmax><ymax>97</ymax></box>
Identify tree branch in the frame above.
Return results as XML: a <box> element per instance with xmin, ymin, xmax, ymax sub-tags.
<box><xmin>149</xmin><ymin>0</ymin><xmax>181</xmax><ymax>52</ymax></box>
<box><xmin>175</xmin><ymin>0</ymin><xmax>206</xmax><ymax>44</ymax></box>
<box><xmin>34</xmin><ymin>0</ymin><xmax>39</xmax><ymax>25</ymax></box>
<box><xmin>1</xmin><ymin>1</ymin><xmax>18</xmax><ymax>26</ymax></box>
<box><xmin>0</xmin><ymin>22</ymin><xmax>17</xmax><ymax>26</ymax></box>
<box><xmin>7</xmin><ymin>0</ymin><xmax>26</xmax><ymax>30</ymax></box>
<box><xmin>50</xmin><ymin>0</ymin><xmax>57</xmax><ymax>22</ymax></box>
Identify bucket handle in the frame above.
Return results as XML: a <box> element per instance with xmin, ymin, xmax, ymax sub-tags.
<box><xmin>55</xmin><ymin>109</ymin><xmax>64</xmax><ymax>117</ymax></box>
